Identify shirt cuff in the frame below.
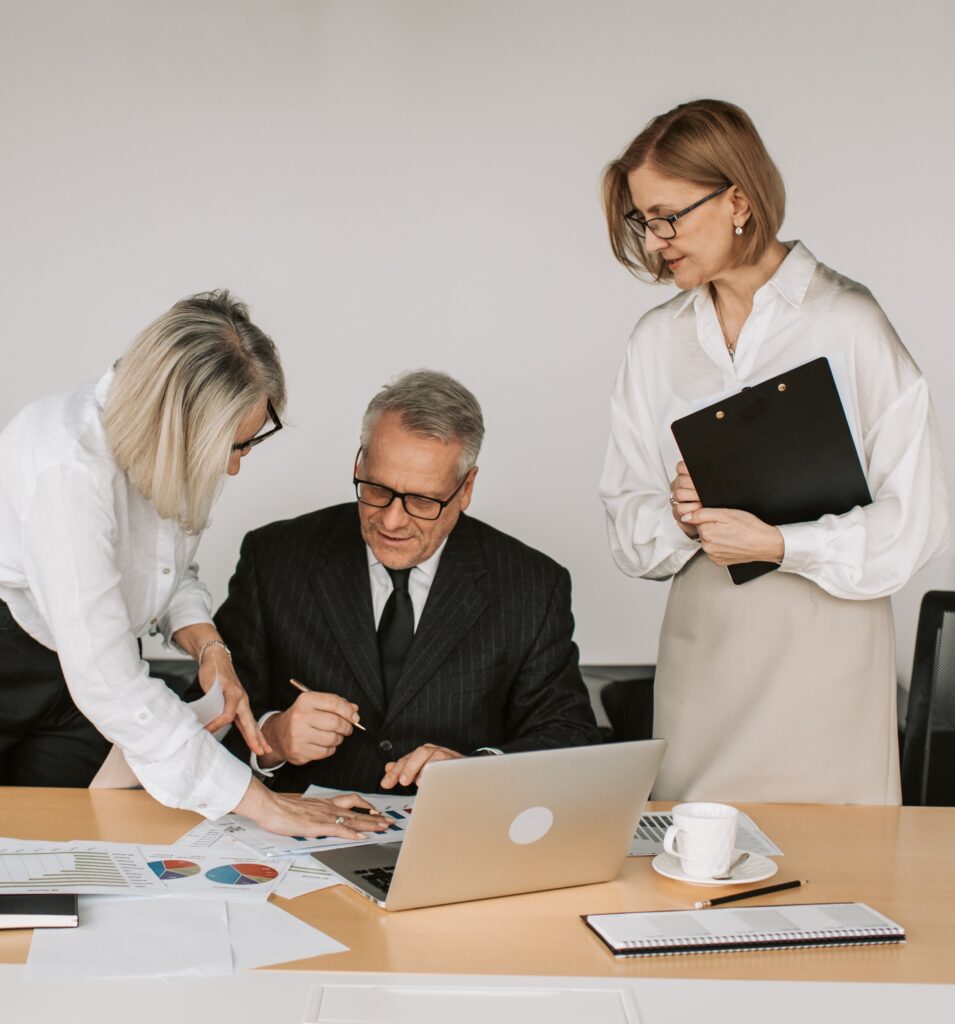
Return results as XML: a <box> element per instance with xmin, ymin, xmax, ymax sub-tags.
<box><xmin>778</xmin><ymin>522</ymin><xmax>822</xmax><ymax>574</ymax></box>
<box><xmin>251</xmin><ymin>710</ymin><xmax>287</xmax><ymax>778</ymax></box>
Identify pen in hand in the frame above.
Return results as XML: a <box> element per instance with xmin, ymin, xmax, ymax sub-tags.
<box><xmin>288</xmin><ymin>677</ymin><xmax>366</xmax><ymax>731</ymax></box>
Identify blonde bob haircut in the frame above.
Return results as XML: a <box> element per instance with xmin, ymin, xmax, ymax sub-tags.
<box><xmin>104</xmin><ymin>290</ymin><xmax>286</xmax><ymax>534</ymax></box>
<box><xmin>602</xmin><ymin>99</ymin><xmax>786</xmax><ymax>283</ymax></box>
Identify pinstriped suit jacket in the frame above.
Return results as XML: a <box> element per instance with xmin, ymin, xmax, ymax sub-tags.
<box><xmin>217</xmin><ymin>502</ymin><xmax>600</xmax><ymax>794</ymax></box>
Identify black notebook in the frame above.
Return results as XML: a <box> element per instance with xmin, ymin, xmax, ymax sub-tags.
<box><xmin>670</xmin><ymin>357</ymin><xmax>872</xmax><ymax>584</ymax></box>
<box><xmin>584</xmin><ymin>902</ymin><xmax>904</xmax><ymax>958</ymax></box>
<box><xmin>0</xmin><ymin>893</ymin><xmax>79</xmax><ymax>929</ymax></box>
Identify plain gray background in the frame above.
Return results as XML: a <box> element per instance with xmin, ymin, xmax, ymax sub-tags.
<box><xmin>2</xmin><ymin>0</ymin><xmax>952</xmax><ymax>682</ymax></box>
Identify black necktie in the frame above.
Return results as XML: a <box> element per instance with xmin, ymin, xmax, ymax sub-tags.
<box><xmin>377</xmin><ymin>567</ymin><xmax>414</xmax><ymax>699</ymax></box>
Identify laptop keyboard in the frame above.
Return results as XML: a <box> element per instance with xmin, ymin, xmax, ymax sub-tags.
<box><xmin>355</xmin><ymin>865</ymin><xmax>395</xmax><ymax>895</ymax></box>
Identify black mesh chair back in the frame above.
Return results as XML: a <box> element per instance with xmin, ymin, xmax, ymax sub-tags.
<box><xmin>901</xmin><ymin>591</ymin><xmax>955</xmax><ymax>806</ymax></box>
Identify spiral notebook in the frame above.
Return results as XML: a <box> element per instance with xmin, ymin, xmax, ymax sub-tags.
<box><xmin>584</xmin><ymin>902</ymin><xmax>904</xmax><ymax>958</ymax></box>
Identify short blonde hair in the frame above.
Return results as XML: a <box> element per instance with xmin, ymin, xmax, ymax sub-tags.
<box><xmin>602</xmin><ymin>99</ymin><xmax>786</xmax><ymax>283</ymax></box>
<box><xmin>104</xmin><ymin>290</ymin><xmax>286</xmax><ymax>534</ymax></box>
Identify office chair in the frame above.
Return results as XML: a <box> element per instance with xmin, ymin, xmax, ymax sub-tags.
<box><xmin>588</xmin><ymin>665</ymin><xmax>655</xmax><ymax>743</ymax></box>
<box><xmin>901</xmin><ymin>591</ymin><xmax>955</xmax><ymax>806</ymax></box>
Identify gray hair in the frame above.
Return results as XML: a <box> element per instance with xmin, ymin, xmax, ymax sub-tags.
<box><xmin>104</xmin><ymin>289</ymin><xmax>285</xmax><ymax>534</ymax></box>
<box><xmin>361</xmin><ymin>370</ymin><xmax>485</xmax><ymax>476</ymax></box>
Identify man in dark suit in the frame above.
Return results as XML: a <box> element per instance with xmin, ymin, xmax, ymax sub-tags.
<box><xmin>218</xmin><ymin>370</ymin><xmax>600</xmax><ymax>795</ymax></box>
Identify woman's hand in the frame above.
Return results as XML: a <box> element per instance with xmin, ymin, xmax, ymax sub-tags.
<box><xmin>234</xmin><ymin>778</ymin><xmax>393</xmax><ymax>840</ymax></box>
<box><xmin>171</xmin><ymin>623</ymin><xmax>270</xmax><ymax>758</ymax></box>
<box><xmin>198</xmin><ymin>644</ymin><xmax>270</xmax><ymax>758</ymax></box>
<box><xmin>679</xmin><ymin>507</ymin><xmax>785</xmax><ymax>566</ymax></box>
<box><xmin>670</xmin><ymin>460</ymin><xmax>702</xmax><ymax>538</ymax></box>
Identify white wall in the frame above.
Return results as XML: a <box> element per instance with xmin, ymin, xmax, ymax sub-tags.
<box><xmin>2</xmin><ymin>0</ymin><xmax>952</xmax><ymax>680</ymax></box>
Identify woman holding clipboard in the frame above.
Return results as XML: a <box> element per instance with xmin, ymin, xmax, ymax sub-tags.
<box><xmin>598</xmin><ymin>99</ymin><xmax>949</xmax><ymax>804</ymax></box>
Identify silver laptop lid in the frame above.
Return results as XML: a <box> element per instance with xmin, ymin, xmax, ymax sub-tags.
<box><xmin>381</xmin><ymin>739</ymin><xmax>665</xmax><ymax>910</ymax></box>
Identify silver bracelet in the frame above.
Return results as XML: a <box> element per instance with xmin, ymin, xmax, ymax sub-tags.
<box><xmin>197</xmin><ymin>639</ymin><xmax>232</xmax><ymax>666</ymax></box>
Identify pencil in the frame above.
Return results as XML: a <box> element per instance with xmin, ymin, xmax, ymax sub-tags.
<box><xmin>288</xmin><ymin>678</ymin><xmax>367</xmax><ymax>730</ymax></box>
<box><xmin>694</xmin><ymin>878</ymin><xmax>805</xmax><ymax>909</ymax></box>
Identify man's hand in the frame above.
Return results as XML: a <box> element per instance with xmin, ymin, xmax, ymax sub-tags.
<box><xmin>259</xmin><ymin>691</ymin><xmax>362</xmax><ymax>768</ymax></box>
<box><xmin>679</xmin><ymin>507</ymin><xmax>784</xmax><ymax>566</ymax></box>
<box><xmin>670</xmin><ymin>460</ymin><xmax>702</xmax><ymax>538</ymax></box>
<box><xmin>380</xmin><ymin>743</ymin><xmax>463</xmax><ymax>789</ymax></box>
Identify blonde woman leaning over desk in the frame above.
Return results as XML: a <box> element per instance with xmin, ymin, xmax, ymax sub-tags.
<box><xmin>0</xmin><ymin>290</ymin><xmax>389</xmax><ymax>841</ymax></box>
<box><xmin>598</xmin><ymin>99</ymin><xmax>949</xmax><ymax>805</ymax></box>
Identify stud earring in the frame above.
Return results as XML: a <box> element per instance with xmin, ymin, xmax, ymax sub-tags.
<box><xmin>734</xmin><ymin>225</ymin><xmax>743</xmax><ymax>236</ymax></box>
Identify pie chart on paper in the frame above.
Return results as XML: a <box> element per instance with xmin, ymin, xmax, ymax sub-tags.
<box><xmin>147</xmin><ymin>858</ymin><xmax>201</xmax><ymax>881</ymax></box>
<box><xmin>205</xmin><ymin>862</ymin><xmax>279</xmax><ymax>886</ymax></box>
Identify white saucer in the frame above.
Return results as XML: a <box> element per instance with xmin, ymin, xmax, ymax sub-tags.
<box><xmin>651</xmin><ymin>849</ymin><xmax>778</xmax><ymax>886</ymax></box>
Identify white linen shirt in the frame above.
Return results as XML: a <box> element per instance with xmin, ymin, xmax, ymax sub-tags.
<box><xmin>599</xmin><ymin>241</ymin><xmax>950</xmax><ymax>599</ymax></box>
<box><xmin>0</xmin><ymin>368</ymin><xmax>251</xmax><ymax>817</ymax></box>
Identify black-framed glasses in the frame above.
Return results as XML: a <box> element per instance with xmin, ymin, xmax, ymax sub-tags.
<box><xmin>232</xmin><ymin>400</ymin><xmax>283</xmax><ymax>452</ymax></box>
<box><xmin>353</xmin><ymin>449</ymin><xmax>470</xmax><ymax>521</ymax></box>
<box><xmin>624</xmin><ymin>183</ymin><xmax>732</xmax><ymax>240</ymax></box>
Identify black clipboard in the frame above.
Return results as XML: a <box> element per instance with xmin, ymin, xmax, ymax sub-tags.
<box><xmin>670</xmin><ymin>357</ymin><xmax>872</xmax><ymax>585</ymax></box>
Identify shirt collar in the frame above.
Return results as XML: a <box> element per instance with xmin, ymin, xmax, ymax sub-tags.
<box><xmin>671</xmin><ymin>240</ymin><xmax>817</xmax><ymax>318</ymax></box>
<box><xmin>365</xmin><ymin>536</ymin><xmax>448</xmax><ymax>580</ymax></box>
<box><xmin>764</xmin><ymin>240</ymin><xmax>816</xmax><ymax>308</ymax></box>
<box><xmin>94</xmin><ymin>364</ymin><xmax>117</xmax><ymax>409</ymax></box>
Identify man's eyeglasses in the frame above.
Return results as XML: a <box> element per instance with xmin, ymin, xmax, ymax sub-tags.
<box><xmin>353</xmin><ymin>449</ymin><xmax>469</xmax><ymax>521</ymax></box>
<box><xmin>232</xmin><ymin>400</ymin><xmax>283</xmax><ymax>452</ymax></box>
<box><xmin>624</xmin><ymin>183</ymin><xmax>732</xmax><ymax>240</ymax></box>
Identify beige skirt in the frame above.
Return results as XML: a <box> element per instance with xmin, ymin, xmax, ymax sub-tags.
<box><xmin>653</xmin><ymin>553</ymin><xmax>900</xmax><ymax>805</ymax></box>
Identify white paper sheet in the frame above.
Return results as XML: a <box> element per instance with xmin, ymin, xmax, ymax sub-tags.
<box><xmin>90</xmin><ymin>679</ymin><xmax>228</xmax><ymax>789</ymax></box>
<box><xmin>189</xmin><ymin>799</ymin><xmax>413</xmax><ymax>860</ymax></box>
<box><xmin>227</xmin><ymin>901</ymin><xmax>347</xmax><ymax>971</ymax></box>
<box><xmin>24</xmin><ymin>897</ymin><xmax>232</xmax><ymax>980</ymax></box>
<box><xmin>273</xmin><ymin>856</ymin><xmax>341</xmax><ymax>899</ymax></box>
<box><xmin>139</xmin><ymin>846</ymin><xmax>290</xmax><ymax>900</ymax></box>
<box><xmin>0</xmin><ymin>839</ymin><xmax>165</xmax><ymax>895</ymax></box>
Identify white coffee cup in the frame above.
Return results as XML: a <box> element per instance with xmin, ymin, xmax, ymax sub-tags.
<box><xmin>662</xmin><ymin>802</ymin><xmax>739</xmax><ymax>879</ymax></box>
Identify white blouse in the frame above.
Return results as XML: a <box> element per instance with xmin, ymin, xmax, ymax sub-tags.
<box><xmin>599</xmin><ymin>241</ymin><xmax>950</xmax><ymax>599</ymax></box>
<box><xmin>0</xmin><ymin>368</ymin><xmax>250</xmax><ymax>817</ymax></box>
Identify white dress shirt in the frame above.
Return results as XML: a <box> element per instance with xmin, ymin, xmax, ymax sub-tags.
<box><xmin>0</xmin><ymin>368</ymin><xmax>251</xmax><ymax>818</ymax></box>
<box><xmin>366</xmin><ymin>541</ymin><xmax>446</xmax><ymax>630</ymax></box>
<box><xmin>599</xmin><ymin>241</ymin><xmax>950</xmax><ymax>598</ymax></box>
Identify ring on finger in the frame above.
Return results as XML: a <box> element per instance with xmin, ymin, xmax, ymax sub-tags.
<box><xmin>334</xmin><ymin>815</ymin><xmax>347</xmax><ymax>826</ymax></box>
<box><xmin>669</xmin><ymin>496</ymin><xmax>678</xmax><ymax>506</ymax></box>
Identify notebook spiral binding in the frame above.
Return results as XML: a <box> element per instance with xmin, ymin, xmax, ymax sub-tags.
<box><xmin>621</xmin><ymin>925</ymin><xmax>905</xmax><ymax>957</ymax></box>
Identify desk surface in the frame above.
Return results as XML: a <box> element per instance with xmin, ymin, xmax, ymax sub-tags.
<box><xmin>1</xmin><ymin>788</ymin><xmax>953</xmax><ymax>984</ymax></box>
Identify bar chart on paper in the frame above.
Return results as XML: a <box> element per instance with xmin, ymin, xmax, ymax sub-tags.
<box><xmin>0</xmin><ymin>846</ymin><xmax>163</xmax><ymax>895</ymax></box>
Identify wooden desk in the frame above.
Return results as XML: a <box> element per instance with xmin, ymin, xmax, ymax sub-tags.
<box><xmin>1</xmin><ymin>788</ymin><xmax>953</xmax><ymax>984</ymax></box>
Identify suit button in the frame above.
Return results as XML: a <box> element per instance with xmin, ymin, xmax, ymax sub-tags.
<box><xmin>379</xmin><ymin>739</ymin><xmax>393</xmax><ymax>754</ymax></box>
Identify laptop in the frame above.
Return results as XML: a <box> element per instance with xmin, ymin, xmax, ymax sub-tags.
<box><xmin>314</xmin><ymin>739</ymin><xmax>665</xmax><ymax>911</ymax></box>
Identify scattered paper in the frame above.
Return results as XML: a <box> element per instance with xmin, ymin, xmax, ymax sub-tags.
<box><xmin>25</xmin><ymin>897</ymin><xmax>232</xmax><ymax>980</ymax></box>
<box><xmin>227</xmin><ymin>900</ymin><xmax>347</xmax><ymax>971</ymax></box>
<box><xmin>139</xmin><ymin>846</ymin><xmax>290</xmax><ymax>901</ymax></box>
<box><xmin>0</xmin><ymin>839</ymin><xmax>165</xmax><ymax>896</ymax></box>
<box><xmin>274</xmin><ymin>856</ymin><xmax>341</xmax><ymax>900</ymax></box>
<box><xmin>190</xmin><ymin>794</ymin><xmax>413</xmax><ymax>860</ymax></box>
<box><xmin>90</xmin><ymin>679</ymin><xmax>229</xmax><ymax>789</ymax></box>
<box><xmin>629</xmin><ymin>811</ymin><xmax>783</xmax><ymax>857</ymax></box>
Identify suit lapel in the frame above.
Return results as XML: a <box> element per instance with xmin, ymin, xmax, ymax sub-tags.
<box><xmin>383</xmin><ymin>515</ymin><xmax>489</xmax><ymax>725</ymax></box>
<box><xmin>307</xmin><ymin>507</ymin><xmax>386</xmax><ymax>716</ymax></box>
